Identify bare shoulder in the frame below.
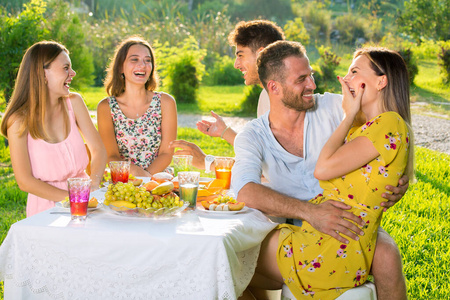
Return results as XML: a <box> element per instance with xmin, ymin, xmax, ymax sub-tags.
<box><xmin>158</xmin><ymin>92</ymin><xmax>176</xmax><ymax>105</ymax></box>
<box><xmin>97</xmin><ymin>96</ymin><xmax>111</xmax><ymax>111</ymax></box>
<box><xmin>5</xmin><ymin>112</ymin><xmax>25</xmax><ymax>133</ymax></box>
<box><xmin>68</xmin><ymin>92</ymin><xmax>85</xmax><ymax>106</ymax></box>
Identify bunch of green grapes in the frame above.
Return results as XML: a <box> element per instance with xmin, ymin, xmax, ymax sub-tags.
<box><xmin>216</xmin><ymin>195</ymin><xmax>237</xmax><ymax>204</ymax></box>
<box><xmin>104</xmin><ymin>182</ymin><xmax>182</xmax><ymax>209</ymax></box>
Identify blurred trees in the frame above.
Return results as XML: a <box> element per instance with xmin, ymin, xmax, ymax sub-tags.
<box><xmin>398</xmin><ymin>0</ymin><xmax>450</xmax><ymax>43</ymax></box>
<box><xmin>0</xmin><ymin>0</ymin><xmax>93</xmax><ymax>103</ymax></box>
<box><xmin>0</xmin><ymin>0</ymin><xmax>48</xmax><ymax>103</ymax></box>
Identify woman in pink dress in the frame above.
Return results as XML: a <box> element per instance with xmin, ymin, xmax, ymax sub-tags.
<box><xmin>0</xmin><ymin>41</ymin><xmax>106</xmax><ymax>217</ymax></box>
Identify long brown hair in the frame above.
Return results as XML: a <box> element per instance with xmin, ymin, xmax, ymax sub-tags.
<box><xmin>104</xmin><ymin>35</ymin><xmax>159</xmax><ymax>97</ymax></box>
<box><xmin>354</xmin><ymin>47</ymin><xmax>415</xmax><ymax>180</ymax></box>
<box><xmin>1</xmin><ymin>41</ymin><xmax>69</xmax><ymax>139</ymax></box>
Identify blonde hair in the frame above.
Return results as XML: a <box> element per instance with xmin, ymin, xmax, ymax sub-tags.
<box><xmin>354</xmin><ymin>47</ymin><xmax>415</xmax><ymax>181</ymax></box>
<box><xmin>104</xmin><ymin>35</ymin><xmax>159</xmax><ymax>97</ymax></box>
<box><xmin>1</xmin><ymin>41</ymin><xmax>70</xmax><ymax>140</ymax></box>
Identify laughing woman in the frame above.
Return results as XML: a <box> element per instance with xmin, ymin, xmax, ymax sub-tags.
<box><xmin>0</xmin><ymin>41</ymin><xmax>107</xmax><ymax>217</ymax></box>
<box><xmin>250</xmin><ymin>47</ymin><xmax>414</xmax><ymax>300</ymax></box>
<box><xmin>97</xmin><ymin>36</ymin><xmax>177</xmax><ymax>177</ymax></box>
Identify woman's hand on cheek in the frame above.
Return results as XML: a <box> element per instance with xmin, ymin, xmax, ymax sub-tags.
<box><xmin>338</xmin><ymin>76</ymin><xmax>364</xmax><ymax>119</ymax></box>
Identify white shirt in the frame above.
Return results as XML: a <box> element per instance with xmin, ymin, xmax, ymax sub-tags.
<box><xmin>256</xmin><ymin>88</ymin><xmax>270</xmax><ymax>118</ymax></box>
<box><xmin>232</xmin><ymin>93</ymin><xmax>343</xmax><ymax>224</ymax></box>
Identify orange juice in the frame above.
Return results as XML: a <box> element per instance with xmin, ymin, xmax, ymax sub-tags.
<box><xmin>215</xmin><ymin>168</ymin><xmax>232</xmax><ymax>189</ymax></box>
<box><xmin>214</xmin><ymin>157</ymin><xmax>235</xmax><ymax>190</ymax></box>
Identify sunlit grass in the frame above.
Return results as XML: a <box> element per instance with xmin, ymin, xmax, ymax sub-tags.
<box><xmin>382</xmin><ymin>147</ymin><xmax>450</xmax><ymax>299</ymax></box>
<box><xmin>77</xmin><ymin>85</ymin><xmax>247</xmax><ymax>116</ymax></box>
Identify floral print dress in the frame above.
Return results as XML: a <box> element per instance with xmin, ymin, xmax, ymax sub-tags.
<box><xmin>277</xmin><ymin>112</ymin><xmax>410</xmax><ymax>299</ymax></box>
<box><xmin>108</xmin><ymin>93</ymin><xmax>162</xmax><ymax>169</ymax></box>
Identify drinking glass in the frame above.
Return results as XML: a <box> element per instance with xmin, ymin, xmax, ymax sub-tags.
<box><xmin>172</xmin><ymin>155</ymin><xmax>193</xmax><ymax>176</ymax></box>
<box><xmin>109</xmin><ymin>161</ymin><xmax>130</xmax><ymax>184</ymax></box>
<box><xmin>67</xmin><ymin>178</ymin><xmax>91</xmax><ymax>221</ymax></box>
<box><xmin>214</xmin><ymin>157</ymin><xmax>235</xmax><ymax>189</ymax></box>
<box><xmin>178</xmin><ymin>171</ymin><xmax>200</xmax><ymax>210</ymax></box>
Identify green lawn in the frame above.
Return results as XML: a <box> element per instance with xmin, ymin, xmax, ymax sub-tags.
<box><xmin>75</xmin><ymin>85</ymin><xmax>247</xmax><ymax>116</ymax></box>
<box><xmin>1</xmin><ymin>82</ymin><xmax>449</xmax><ymax>299</ymax></box>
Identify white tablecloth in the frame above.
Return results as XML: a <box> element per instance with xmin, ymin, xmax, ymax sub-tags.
<box><xmin>0</xmin><ymin>204</ymin><xmax>277</xmax><ymax>300</ymax></box>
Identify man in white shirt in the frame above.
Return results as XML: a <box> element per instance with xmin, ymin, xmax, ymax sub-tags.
<box><xmin>170</xmin><ymin>20</ymin><xmax>408</xmax><ymax>299</ymax></box>
<box><xmin>232</xmin><ymin>40</ymin><xmax>407</xmax><ymax>300</ymax></box>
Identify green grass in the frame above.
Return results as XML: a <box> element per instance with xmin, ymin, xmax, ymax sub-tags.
<box><xmin>382</xmin><ymin>148</ymin><xmax>450</xmax><ymax>299</ymax></box>
<box><xmin>410</xmin><ymin>59</ymin><xmax>450</xmax><ymax>117</ymax></box>
<box><xmin>76</xmin><ymin>85</ymin><xmax>247</xmax><ymax>116</ymax></box>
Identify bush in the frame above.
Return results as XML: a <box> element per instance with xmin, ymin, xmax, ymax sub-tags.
<box><xmin>333</xmin><ymin>13</ymin><xmax>367</xmax><ymax>46</ymax></box>
<box><xmin>203</xmin><ymin>55</ymin><xmax>242</xmax><ymax>86</ymax></box>
<box><xmin>397</xmin><ymin>48</ymin><xmax>419</xmax><ymax>85</ymax></box>
<box><xmin>165</xmin><ymin>53</ymin><xmax>199</xmax><ymax>104</ymax></box>
<box><xmin>318</xmin><ymin>46</ymin><xmax>341</xmax><ymax>82</ymax></box>
<box><xmin>155</xmin><ymin>37</ymin><xmax>206</xmax><ymax>103</ymax></box>
<box><xmin>0</xmin><ymin>0</ymin><xmax>48</xmax><ymax>103</ymax></box>
<box><xmin>284</xmin><ymin>17</ymin><xmax>310</xmax><ymax>46</ymax></box>
<box><xmin>293</xmin><ymin>1</ymin><xmax>331</xmax><ymax>45</ymax></box>
<box><xmin>46</xmin><ymin>0</ymin><xmax>94</xmax><ymax>89</ymax></box>
<box><xmin>240</xmin><ymin>85</ymin><xmax>262</xmax><ymax>117</ymax></box>
<box><xmin>413</xmin><ymin>39</ymin><xmax>442</xmax><ymax>59</ymax></box>
<box><xmin>438</xmin><ymin>43</ymin><xmax>450</xmax><ymax>84</ymax></box>
<box><xmin>311</xmin><ymin>67</ymin><xmax>325</xmax><ymax>95</ymax></box>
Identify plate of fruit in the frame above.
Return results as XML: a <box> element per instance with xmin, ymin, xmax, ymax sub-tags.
<box><xmin>102</xmin><ymin>172</ymin><xmax>189</xmax><ymax>218</ymax></box>
<box><xmin>198</xmin><ymin>194</ymin><xmax>247</xmax><ymax>214</ymax></box>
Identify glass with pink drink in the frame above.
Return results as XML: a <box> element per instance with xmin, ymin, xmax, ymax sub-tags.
<box><xmin>67</xmin><ymin>178</ymin><xmax>91</xmax><ymax>221</ymax></box>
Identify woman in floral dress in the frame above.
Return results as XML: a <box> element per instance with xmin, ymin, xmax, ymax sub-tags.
<box><xmin>97</xmin><ymin>36</ymin><xmax>177</xmax><ymax>177</ymax></box>
<box><xmin>250</xmin><ymin>47</ymin><xmax>414</xmax><ymax>299</ymax></box>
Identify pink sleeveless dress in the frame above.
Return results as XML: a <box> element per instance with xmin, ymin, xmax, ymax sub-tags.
<box><xmin>26</xmin><ymin>98</ymin><xmax>89</xmax><ymax>217</ymax></box>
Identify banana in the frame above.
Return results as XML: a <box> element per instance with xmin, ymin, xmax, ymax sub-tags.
<box><xmin>151</xmin><ymin>181</ymin><xmax>174</xmax><ymax>195</ymax></box>
<box><xmin>109</xmin><ymin>200</ymin><xmax>136</xmax><ymax>209</ymax></box>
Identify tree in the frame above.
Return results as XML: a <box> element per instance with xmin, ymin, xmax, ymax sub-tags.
<box><xmin>284</xmin><ymin>17</ymin><xmax>310</xmax><ymax>46</ymax></box>
<box><xmin>45</xmin><ymin>0</ymin><xmax>94</xmax><ymax>89</ymax></box>
<box><xmin>0</xmin><ymin>0</ymin><xmax>48</xmax><ymax>103</ymax></box>
<box><xmin>398</xmin><ymin>0</ymin><xmax>450</xmax><ymax>43</ymax></box>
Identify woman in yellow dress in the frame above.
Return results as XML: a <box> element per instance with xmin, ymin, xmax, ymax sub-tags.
<box><xmin>254</xmin><ymin>47</ymin><xmax>414</xmax><ymax>299</ymax></box>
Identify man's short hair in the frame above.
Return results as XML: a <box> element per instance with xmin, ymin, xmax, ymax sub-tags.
<box><xmin>257</xmin><ymin>41</ymin><xmax>307</xmax><ymax>89</ymax></box>
<box><xmin>228</xmin><ymin>20</ymin><xmax>285</xmax><ymax>52</ymax></box>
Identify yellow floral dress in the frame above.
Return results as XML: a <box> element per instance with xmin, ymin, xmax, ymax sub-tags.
<box><xmin>277</xmin><ymin>112</ymin><xmax>410</xmax><ymax>299</ymax></box>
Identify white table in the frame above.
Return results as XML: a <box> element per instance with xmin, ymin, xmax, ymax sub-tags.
<box><xmin>0</xmin><ymin>203</ymin><xmax>277</xmax><ymax>299</ymax></box>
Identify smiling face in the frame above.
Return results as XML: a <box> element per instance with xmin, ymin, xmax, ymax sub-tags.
<box><xmin>122</xmin><ymin>44</ymin><xmax>153</xmax><ymax>85</ymax></box>
<box><xmin>343</xmin><ymin>54</ymin><xmax>386</xmax><ymax>113</ymax></box>
<box><xmin>234</xmin><ymin>45</ymin><xmax>260</xmax><ymax>86</ymax></box>
<box><xmin>44</xmin><ymin>51</ymin><xmax>76</xmax><ymax>99</ymax></box>
<box><xmin>279</xmin><ymin>56</ymin><xmax>317</xmax><ymax>112</ymax></box>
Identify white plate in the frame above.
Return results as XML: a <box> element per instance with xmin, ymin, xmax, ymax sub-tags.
<box><xmin>172</xmin><ymin>176</ymin><xmax>213</xmax><ymax>182</ymax></box>
<box><xmin>197</xmin><ymin>206</ymin><xmax>248</xmax><ymax>214</ymax></box>
<box><xmin>90</xmin><ymin>189</ymin><xmax>106</xmax><ymax>203</ymax></box>
<box><xmin>55</xmin><ymin>201</ymin><xmax>103</xmax><ymax>211</ymax></box>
